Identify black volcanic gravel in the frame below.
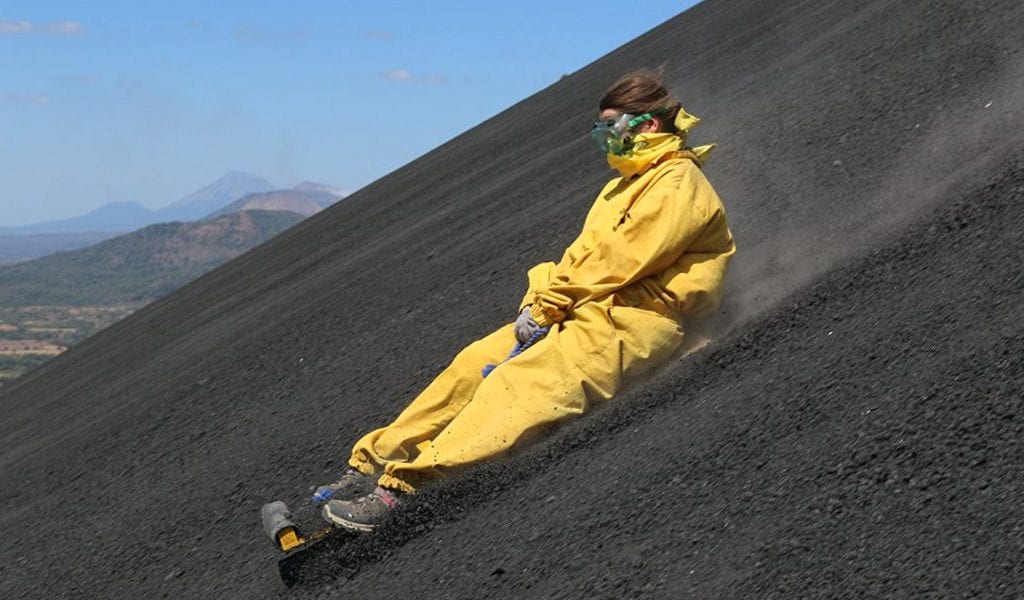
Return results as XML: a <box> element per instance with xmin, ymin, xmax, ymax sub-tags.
<box><xmin>2</xmin><ymin>0</ymin><xmax>1023</xmax><ymax>598</ymax></box>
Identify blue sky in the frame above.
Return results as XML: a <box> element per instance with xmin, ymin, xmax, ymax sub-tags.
<box><xmin>0</xmin><ymin>1</ymin><xmax>698</xmax><ymax>226</ymax></box>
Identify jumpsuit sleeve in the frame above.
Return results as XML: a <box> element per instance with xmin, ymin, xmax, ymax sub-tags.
<box><xmin>518</xmin><ymin>261</ymin><xmax>557</xmax><ymax>312</ymax></box>
<box><xmin>528</xmin><ymin>162</ymin><xmax>713</xmax><ymax>327</ymax></box>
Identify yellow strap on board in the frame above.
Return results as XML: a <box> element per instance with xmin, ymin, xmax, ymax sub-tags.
<box><xmin>277</xmin><ymin>527</ymin><xmax>305</xmax><ymax>551</ymax></box>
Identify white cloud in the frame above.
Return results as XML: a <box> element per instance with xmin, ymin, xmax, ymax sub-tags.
<box><xmin>2</xmin><ymin>93</ymin><xmax>54</xmax><ymax>105</ymax></box>
<box><xmin>382</xmin><ymin>70</ymin><xmax>449</xmax><ymax>85</ymax></box>
<box><xmin>0</xmin><ymin>19</ymin><xmax>31</xmax><ymax>33</ymax></box>
<box><xmin>40</xmin><ymin>20</ymin><xmax>84</xmax><ymax>35</ymax></box>
<box><xmin>0</xmin><ymin>18</ymin><xmax>84</xmax><ymax>35</ymax></box>
<box><xmin>383</xmin><ymin>69</ymin><xmax>414</xmax><ymax>82</ymax></box>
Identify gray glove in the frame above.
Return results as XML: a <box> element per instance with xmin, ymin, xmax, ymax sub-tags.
<box><xmin>514</xmin><ymin>306</ymin><xmax>543</xmax><ymax>344</ymax></box>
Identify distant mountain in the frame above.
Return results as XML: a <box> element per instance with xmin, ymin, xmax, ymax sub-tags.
<box><xmin>0</xmin><ymin>232</ymin><xmax>121</xmax><ymax>264</ymax></box>
<box><xmin>158</xmin><ymin>171</ymin><xmax>275</xmax><ymax>222</ymax></box>
<box><xmin>206</xmin><ymin>191</ymin><xmax>323</xmax><ymax>219</ymax></box>
<box><xmin>0</xmin><ymin>174</ymin><xmax>341</xmax><ymax>263</ymax></box>
<box><xmin>0</xmin><ymin>209</ymin><xmax>305</xmax><ymax>306</ymax></box>
<box><xmin>0</xmin><ymin>172</ymin><xmax>275</xmax><ymax>237</ymax></box>
<box><xmin>0</xmin><ymin>201</ymin><xmax>155</xmax><ymax>236</ymax></box>
<box><xmin>206</xmin><ymin>183</ymin><xmax>345</xmax><ymax>219</ymax></box>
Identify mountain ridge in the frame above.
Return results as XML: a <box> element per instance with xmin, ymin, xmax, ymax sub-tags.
<box><xmin>0</xmin><ymin>172</ymin><xmax>273</xmax><ymax>237</ymax></box>
<box><xmin>158</xmin><ymin>171</ymin><xmax>276</xmax><ymax>221</ymax></box>
<box><xmin>0</xmin><ymin>174</ymin><xmax>343</xmax><ymax>262</ymax></box>
<box><xmin>0</xmin><ymin>200</ymin><xmax>154</xmax><ymax>236</ymax></box>
<box><xmin>0</xmin><ymin>209</ymin><xmax>306</xmax><ymax>306</ymax></box>
<box><xmin>206</xmin><ymin>186</ymin><xmax>344</xmax><ymax>219</ymax></box>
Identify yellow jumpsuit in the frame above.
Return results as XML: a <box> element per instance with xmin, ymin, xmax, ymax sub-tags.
<box><xmin>350</xmin><ymin>133</ymin><xmax>736</xmax><ymax>494</ymax></box>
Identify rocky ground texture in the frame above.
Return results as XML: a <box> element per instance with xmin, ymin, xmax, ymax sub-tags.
<box><xmin>2</xmin><ymin>0</ymin><xmax>1023</xmax><ymax>598</ymax></box>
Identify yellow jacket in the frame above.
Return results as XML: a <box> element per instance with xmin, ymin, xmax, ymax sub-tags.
<box><xmin>522</xmin><ymin>145</ymin><xmax>735</xmax><ymax>327</ymax></box>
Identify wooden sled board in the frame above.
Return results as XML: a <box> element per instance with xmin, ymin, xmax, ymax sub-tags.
<box><xmin>277</xmin><ymin>525</ymin><xmax>362</xmax><ymax>587</ymax></box>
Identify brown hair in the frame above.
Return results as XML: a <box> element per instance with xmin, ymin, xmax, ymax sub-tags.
<box><xmin>598</xmin><ymin>69</ymin><xmax>681</xmax><ymax>133</ymax></box>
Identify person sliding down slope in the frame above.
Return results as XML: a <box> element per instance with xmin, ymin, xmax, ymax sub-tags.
<box><xmin>316</xmin><ymin>70</ymin><xmax>737</xmax><ymax>531</ymax></box>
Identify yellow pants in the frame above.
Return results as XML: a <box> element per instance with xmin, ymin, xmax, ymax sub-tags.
<box><xmin>348</xmin><ymin>300</ymin><xmax>684</xmax><ymax>493</ymax></box>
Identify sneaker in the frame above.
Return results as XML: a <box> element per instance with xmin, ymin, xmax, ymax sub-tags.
<box><xmin>321</xmin><ymin>486</ymin><xmax>401</xmax><ymax>532</ymax></box>
<box><xmin>311</xmin><ymin>469</ymin><xmax>375</xmax><ymax>505</ymax></box>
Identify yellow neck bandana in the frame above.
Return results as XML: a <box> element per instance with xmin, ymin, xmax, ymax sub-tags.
<box><xmin>606</xmin><ymin>106</ymin><xmax>716</xmax><ymax>179</ymax></box>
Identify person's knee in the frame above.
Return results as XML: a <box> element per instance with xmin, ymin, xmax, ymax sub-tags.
<box><xmin>449</xmin><ymin>326</ymin><xmax>515</xmax><ymax>370</ymax></box>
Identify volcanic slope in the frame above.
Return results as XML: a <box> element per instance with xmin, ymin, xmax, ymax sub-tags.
<box><xmin>2</xmin><ymin>0</ymin><xmax>1023</xmax><ymax>598</ymax></box>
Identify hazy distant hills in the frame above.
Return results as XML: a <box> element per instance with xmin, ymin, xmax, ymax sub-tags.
<box><xmin>0</xmin><ymin>172</ymin><xmax>275</xmax><ymax>237</ymax></box>
<box><xmin>206</xmin><ymin>183</ymin><xmax>344</xmax><ymax>219</ymax></box>
<box><xmin>0</xmin><ymin>209</ymin><xmax>305</xmax><ymax>306</ymax></box>
<box><xmin>158</xmin><ymin>171</ymin><xmax>276</xmax><ymax>222</ymax></box>
<box><xmin>0</xmin><ymin>173</ymin><xmax>345</xmax><ymax>263</ymax></box>
<box><xmin>0</xmin><ymin>201</ymin><xmax>155</xmax><ymax>239</ymax></box>
<box><xmin>0</xmin><ymin>232</ymin><xmax>118</xmax><ymax>264</ymax></box>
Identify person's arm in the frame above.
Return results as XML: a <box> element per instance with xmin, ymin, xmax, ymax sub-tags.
<box><xmin>518</xmin><ymin>261</ymin><xmax>557</xmax><ymax>312</ymax></box>
<box><xmin>527</xmin><ymin>161</ymin><xmax>714</xmax><ymax>327</ymax></box>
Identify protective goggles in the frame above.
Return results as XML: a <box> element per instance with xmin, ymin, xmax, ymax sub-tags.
<box><xmin>590</xmin><ymin>112</ymin><xmax>657</xmax><ymax>156</ymax></box>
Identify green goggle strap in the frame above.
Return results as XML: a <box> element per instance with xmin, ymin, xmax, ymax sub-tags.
<box><xmin>626</xmin><ymin>113</ymin><xmax>654</xmax><ymax>129</ymax></box>
<box><xmin>624</xmin><ymin>105</ymin><xmax>673</xmax><ymax>131</ymax></box>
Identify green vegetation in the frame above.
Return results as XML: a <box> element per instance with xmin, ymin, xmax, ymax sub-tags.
<box><xmin>0</xmin><ymin>210</ymin><xmax>305</xmax><ymax>383</ymax></box>
<box><xmin>0</xmin><ymin>210</ymin><xmax>303</xmax><ymax>306</ymax></box>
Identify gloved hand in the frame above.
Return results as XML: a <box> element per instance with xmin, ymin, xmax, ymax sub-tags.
<box><xmin>514</xmin><ymin>306</ymin><xmax>542</xmax><ymax>344</ymax></box>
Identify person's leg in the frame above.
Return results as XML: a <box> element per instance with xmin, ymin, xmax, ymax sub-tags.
<box><xmin>324</xmin><ymin>302</ymin><xmax>684</xmax><ymax>529</ymax></box>
<box><xmin>348</xmin><ymin>323</ymin><xmax>517</xmax><ymax>474</ymax></box>
<box><xmin>377</xmin><ymin>302</ymin><xmax>681</xmax><ymax>492</ymax></box>
<box><xmin>324</xmin><ymin>329</ymin><xmax>595</xmax><ymax>529</ymax></box>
